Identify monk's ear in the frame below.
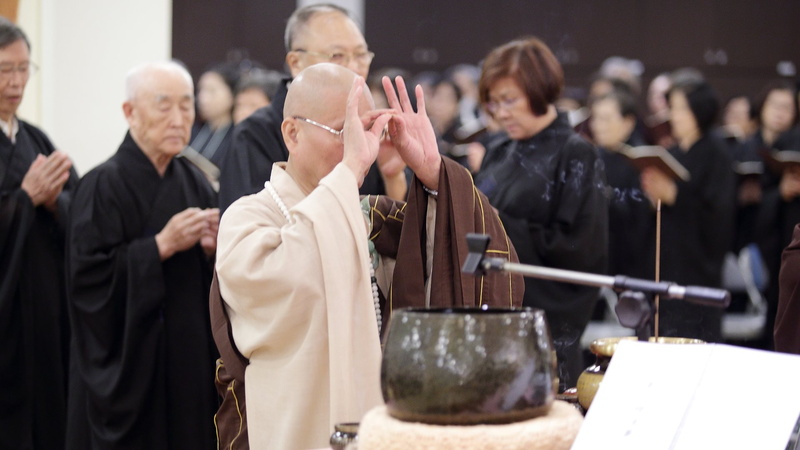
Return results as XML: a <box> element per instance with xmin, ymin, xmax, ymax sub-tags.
<box><xmin>281</xmin><ymin>117</ymin><xmax>299</xmax><ymax>153</ymax></box>
<box><xmin>122</xmin><ymin>101</ymin><xmax>135</xmax><ymax>126</ymax></box>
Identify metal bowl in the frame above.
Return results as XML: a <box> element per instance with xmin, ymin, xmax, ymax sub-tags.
<box><xmin>381</xmin><ymin>307</ymin><xmax>556</xmax><ymax>425</ymax></box>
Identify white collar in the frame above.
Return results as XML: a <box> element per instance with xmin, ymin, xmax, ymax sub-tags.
<box><xmin>0</xmin><ymin>116</ymin><xmax>19</xmax><ymax>143</ymax></box>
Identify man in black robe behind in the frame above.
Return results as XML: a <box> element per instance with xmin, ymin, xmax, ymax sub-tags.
<box><xmin>67</xmin><ymin>61</ymin><xmax>219</xmax><ymax>449</ymax></box>
<box><xmin>0</xmin><ymin>17</ymin><xmax>78</xmax><ymax>449</ymax></box>
<box><xmin>218</xmin><ymin>3</ymin><xmax>406</xmax><ymax>213</ymax></box>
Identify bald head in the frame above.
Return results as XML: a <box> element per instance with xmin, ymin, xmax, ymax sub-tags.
<box><xmin>285</xmin><ymin>63</ymin><xmax>363</xmax><ymax>121</ymax></box>
<box><xmin>125</xmin><ymin>61</ymin><xmax>193</xmax><ymax>101</ymax></box>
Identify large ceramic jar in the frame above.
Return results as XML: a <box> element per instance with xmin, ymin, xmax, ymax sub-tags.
<box><xmin>381</xmin><ymin>307</ymin><xmax>556</xmax><ymax>425</ymax></box>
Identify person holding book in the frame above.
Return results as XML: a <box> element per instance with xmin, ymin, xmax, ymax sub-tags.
<box><xmin>729</xmin><ymin>83</ymin><xmax>798</xmax><ymax>345</ymax></box>
<box><xmin>640</xmin><ymin>77</ymin><xmax>735</xmax><ymax>343</ymax></box>
<box><xmin>474</xmin><ymin>36</ymin><xmax>608</xmax><ymax>391</ymax></box>
<box><xmin>590</xmin><ymin>89</ymin><xmax>652</xmax><ymax>280</ymax></box>
<box><xmin>753</xmin><ymin>89</ymin><xmax>800</xmax><ymax>350</ymax></box>
<box><xmin>734</xmin><ymin>80</ymin><xmax>798</xmax><ymax>191</ymax></box>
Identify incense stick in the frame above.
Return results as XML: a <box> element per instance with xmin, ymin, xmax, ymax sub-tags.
<box><xmin>654</xmin><ymin>199</ymin><xmax>661</xmax><ymax>338</ymax></box>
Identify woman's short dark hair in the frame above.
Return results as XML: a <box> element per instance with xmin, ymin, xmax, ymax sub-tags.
<box><xmin>479</xmin><ymin>36</ymin><xmax>564</xmax><ymax>117</ymax></box>
<box><xmin>236</xmin><ymin>68</ymin><xmax>283</xmax><ymax>100</ymax></box>
<box><xmin>0</xmin><ymin>15</ymin><xmax>30</xmax><ymax>50</ymax></box>
<box><xmin>595</xmin><ymin>89</ymin><xmax>638</xmax><ymax>119</ymax></box>
<box><xmin>752</xmin><ymin>79</ymin><xmax>798</xmax><ymax>126</ymax></box>
<box><xmin>668</xmin><ymin>78</ymin><xmax>719</xmax><ymax>133</ymax></box>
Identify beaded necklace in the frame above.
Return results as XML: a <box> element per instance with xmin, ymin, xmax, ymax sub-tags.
<box><xmin>264</xmin><ymin>182</ymin><xmax>382</xmax><ymax>333</ymax></box>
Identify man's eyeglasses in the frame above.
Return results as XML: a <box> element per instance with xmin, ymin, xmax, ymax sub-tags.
<box><xmin>0</xmin><ymin>62</ymin><xmax>37</xmax><ymax>79</ymax></box>
<box><xmin>293</xmin><ymin>116</ymin><xmax>344</xmax><ymax>141</ymax></box>
<box><xmin>293</xmin><ymin>116</ymin><xmax>389</xmax><ymax>142</ymax></box>
<box><xmin>293</xmin><ymin>49</ymin><xmax>375</xmax><ymax>66</ymax></box>
<box><xmin>485</xmin><ymin>96</ymin><xmax>523</xmax><ymax>115</ymax></box>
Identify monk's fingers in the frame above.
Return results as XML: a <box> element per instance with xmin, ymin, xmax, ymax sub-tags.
<box><xmin>41</xmin><ymin>152</ymin><xmax>73</xmax><ymax>179</ymax></box>
<box><xmin>393</xmin><ymin>76</ymin><xmax>414</xmax><ymax>113</ymax></box>
<box><xmin>204</xmin><ymin>208</ymin><xmax>220</xmax><ymax>229</ymax></box>
<box><xmin>46</xmin><ymin>170</ymin><xmax>70</xmax><ymax>193</ymax></box>
<box><xmin>361</xmin><ymin>109</ymin><xmax>394</xmax><ymax>124</ymax></box>
<box><xmin>414</xmin><ymin>84</ymin><xmax>427</xmax><ymax>115</ymax></box>
<box><xmin>381</xmin><ymin>76</ymin><xmax>401</xmax><ymax>111</ymax></box>
<box><xmin>369</xmin><ymin>113</ymin><xmax>392</xmax><ymax>139</ymax></box>
<box><xmin>345</xmin><ymin>76</ymin><xmax>365</xmax><ymax>127</ymax></box>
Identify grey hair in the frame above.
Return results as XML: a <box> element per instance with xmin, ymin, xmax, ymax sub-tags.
<box><xmin>284</xmin><ymin>3</ymin><xmax>349</xmax><ymax>52</ymax></box>
<box><xmin>125</xmin><ymin>60</ymin><xmax>193</xmax><ymax>101</ymax></box>
<box><xmin>0</xmin><ymin>15</ymin><xmax>30</xmax><ymax>51</ymax></box>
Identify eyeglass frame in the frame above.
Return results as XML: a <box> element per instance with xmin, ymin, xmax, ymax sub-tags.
<box><xmin>292</xmin><ymin>115</ymin><xmax>389</xmax><ymax>142</ymax></box>
<box><xmin>485</xmin><ymin>96</ymin><xmax>524</xmax><ymax>115</ymax></box>
<box><xmin>293</xmin><ymin>116</ymin><xmax>344</xmax><ymax>140</ymax></box>
<box><xmin>292</xmin><ymin>49</ymin><xmax>375</xmax><ymax>66</ymax></box>
<box><xmin>0</xmin><ymin>61</ymin><xmax>38</xmax><ymax>79</ymax></box>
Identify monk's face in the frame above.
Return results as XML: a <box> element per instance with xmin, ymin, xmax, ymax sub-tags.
<box><xmin>125</xmin><ymin>70</ymin><xmax>195</xmax><ymax>159</ymax></box>
<box><xmin>286</xmin><ymin>11</ymin><xmax>372</xmax><ymax>79</ymax></box>
<box><xmin>0</xmin><ymin>39</ymin><xmax>31</xmax><ymax>122</ymax></box>
<box><xmin>291</xmin><ymin>92</ymin><xmax>374</xmax><ymax>187</ymax></box>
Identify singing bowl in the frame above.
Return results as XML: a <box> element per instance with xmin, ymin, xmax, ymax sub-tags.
<box><xmin>381</xmin><ymin>307</ymin><xmax>556</xmax><ymax>425</ymax></box>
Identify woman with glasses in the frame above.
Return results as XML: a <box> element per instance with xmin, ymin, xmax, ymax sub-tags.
<box><xmin>474</xmin><ymin>36</ymin><xmax>608</xmax><ymax>391</ymax></box>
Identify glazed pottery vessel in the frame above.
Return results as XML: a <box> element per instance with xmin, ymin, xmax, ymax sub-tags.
<box><xmin>381</xmin><ymin>307</ymin><xmax>556</xmax><ymax>425</ymax></box>
<box><xmin>329</xmin><ymin>422</ymin><xmax>358</xmax><ymax>450</ymax></box>
<box><xmin>576</xmin><ymin>336</ymin><xmax>705</xmax><ymax>410</ymax></box>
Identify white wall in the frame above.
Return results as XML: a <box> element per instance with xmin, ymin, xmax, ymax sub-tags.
<box><xmin>18</xmin><ymin>0</ymin><xmax>172</xmax><ymax>176</ymax></box>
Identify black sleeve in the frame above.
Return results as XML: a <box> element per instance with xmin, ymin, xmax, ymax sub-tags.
<box><xmin>218</xmin><ymin>106</ymin><xmax>288</xmax><ymax>213</ymax></box>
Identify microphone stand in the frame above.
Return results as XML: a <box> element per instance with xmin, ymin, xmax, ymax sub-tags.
<box><xmin>462</xmin><ymin>234</ymin><xmax>731</xmax><ymax>341</ymax></box>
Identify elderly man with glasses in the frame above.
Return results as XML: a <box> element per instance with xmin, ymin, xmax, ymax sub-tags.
<box><xmin>0</xmin><ymin>16</ymin><xmax>78</xmax><ymax>450</ymax></box>
<box><xmin>218</xmin><ymin>3</ymin><xmax>406</xmax><ymax>213</ymax></box>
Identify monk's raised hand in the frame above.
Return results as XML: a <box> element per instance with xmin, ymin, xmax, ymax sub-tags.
<box><xmin>381</xmin><ymin>75</ymin><xmax>440</xmax><ymax>190</ymax></box>
<box><xmin>342</xmin><ymin>76</ymin><xmax>391</xmax><ymax>185</ymax></box>
<box><xmin>21</xmin><ymin>151</ymin><xmax>72</xmax><ymax>208</ymax></box>
<box><xmin>156</xmin><ymin>207</ymin><xmax>216</xmax><ymax>260</ymax></box>
<box><xmin>200</xmin><ymin>208</ymin><xmax>220</xmax><ymax>257</ymax></box>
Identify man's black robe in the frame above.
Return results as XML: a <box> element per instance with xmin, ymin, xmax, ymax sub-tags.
<box><xmin>475</xmin><ymin>113</ymin><xmax>609</xmax><ymax>390</ymax></box>
<box><xmin>66</xmin><ymin>133</ymin><xmax>218</xmax><ymax>449</ymax></box>
<box><xmin>218</xmin><ymin>78</ymin><xmax>387</xmax><ymax>213</ymax></box>
<box><xmin>0</xmin><ymin>120</ymin><xmax>78</xmax><ymax>449</ymax></box>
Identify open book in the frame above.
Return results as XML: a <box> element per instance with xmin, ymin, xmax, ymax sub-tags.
<box><xmin>763</xmin><ymin>149</ymin><xmax>800</xmax><ymax>173</ymax></box>
<box><xmin>619</xmin><ymin>144</ymin><xmax>691</xmax><ymax>182</ymax></box>
<box><xmin>733</xmin><ymin>160</ymin><xmax>764</xmax><ymax>179</ymax></box>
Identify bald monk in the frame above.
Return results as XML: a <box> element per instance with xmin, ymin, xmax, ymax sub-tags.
<box><xmin>214</xmin><ymin>63</ymin><xmax>523</xmax><ymax>449</ymax></box>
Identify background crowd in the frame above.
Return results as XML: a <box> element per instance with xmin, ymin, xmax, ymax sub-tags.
<box><xmin>2</xmin><ymin>3</ymin><xmax>800</xmax><ymax>448</ymax></box>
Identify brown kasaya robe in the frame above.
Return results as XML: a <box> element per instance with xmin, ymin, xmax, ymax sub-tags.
<box><xmin>774</xmin><ymin>223</ymin><xmax>800</xmax><ymax>354</ymax></box>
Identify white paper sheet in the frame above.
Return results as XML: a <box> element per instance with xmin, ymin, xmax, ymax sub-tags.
<box><xmin>572</xmin><ymin>341</ymin><xmax>800</xmax><ymax>450</ymax></box>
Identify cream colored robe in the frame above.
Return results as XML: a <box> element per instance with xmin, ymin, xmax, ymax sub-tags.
<box><xmin>216</xmin><ymin>162</ymin><xmax>383</xmax><ymax>449</ymax></box>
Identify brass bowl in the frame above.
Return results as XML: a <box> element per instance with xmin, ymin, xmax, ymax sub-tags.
<box><xmin>381</xmin><ymin>307</ymin><xmax>556</xmax><ymax>425</ymax></box>
<box><xmin>590</xmin><ymin>336</ymin><xmax>705</xmax><ymax>358</ymax></box>
<box><xmin>576</xmin><ymin>336</ymin><xmax>705</xmax><ymax>410</ymax></box>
